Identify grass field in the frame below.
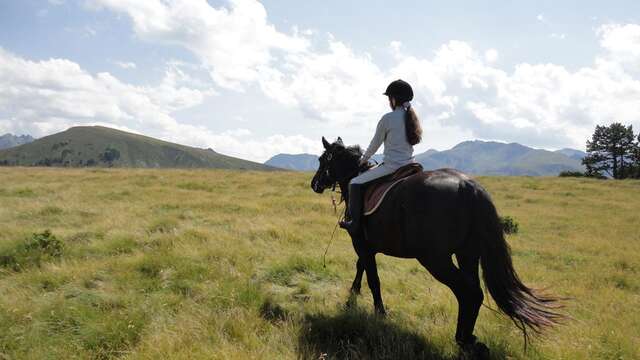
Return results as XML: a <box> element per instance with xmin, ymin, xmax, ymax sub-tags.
<box><xmin>0</xmin><ymin>168</ymin><xmax>638</xmax><ymax>359</ymax></box>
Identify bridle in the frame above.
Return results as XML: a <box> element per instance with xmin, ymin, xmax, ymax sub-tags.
<box><xmin>318</xmin><ymin>150</ymin><xmax>371</xmax><ymax>196</ymax></box>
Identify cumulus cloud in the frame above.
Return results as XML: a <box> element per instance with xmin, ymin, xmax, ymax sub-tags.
<box><xmin>484</xmin><ymin>49</ymin><xmax>499</xmax><ymax>63</ymax></box>
<box><xmin>0</xmin><ymin>48</ymin><xmax>318</xmax><ymax>161</ymax></box>
<box><xmin>259</xmin><ymin>38</ymin><xmax>389</xmax><ymax>125</ymax></box>
<box><xmin>90</xmin><ymin>0</ymin><xmax>640</xmax><ymax>149</ymax></box>
<box><xmin>7</xmin><ymin>0</ymin><xmax>640</xmax><ymax>156</ymax></box>
<box><xmin>89</xmin><ymin>0</ymin><xmax>308</xmax><ymax>90</ymax></box>
<box><xmin>597</xmin><ymin>23</ymin><xmax>640</xmax><ymax>72</ymax></box>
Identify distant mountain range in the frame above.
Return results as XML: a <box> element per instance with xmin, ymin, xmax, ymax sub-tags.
<box><xmin>265</xmin><ymin>140</ymin><xmax>586</xmax><ymax>176</ymax></box>
<box><xmin>0</xmin><ymin>126</ymin><xmax>276</xmax><ymax>170</ymax></box>
<box><xmin>265</xmin><ymin>153</ymin><xmax>319</xmax><ymax>171</ymax></box>
<box><xmin>0</xmin><ymin>134</ymin><xmax>35</xmax><ymax>150</ymax></box>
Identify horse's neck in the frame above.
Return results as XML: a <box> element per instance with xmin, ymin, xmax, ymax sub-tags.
<box><xmin>338</xmin><ymin>164</ymin><xmax>365</xmax><ymax>201</ymax></box>
<box><xmin>338</xmin><ymin>181</ymin><xmax>350</xmax><ymax>202</ymax></box>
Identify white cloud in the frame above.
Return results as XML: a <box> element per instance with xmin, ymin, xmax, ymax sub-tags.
<box><xmin>89</xmin><ymin>0</ymin><xmax>309</xmax><ymax>90</ymax></box>
<box><xmin>536</xmin><ymin>14</ymin><xmax>546</xmax><ymax>23</ymax></box>
<box><xmin>48</xmin><ymin>0</ymin><xmax>65</xmax><ymax>5</ymax></box>
<box><xmin>0</xmin><ymin>48</ymin><xmax>316</xmax><ymax>161</ymax></box>
<box><xmin>207</xmin><ymin>131</ymin><xmax>321</xmax><ymax>160</ymax></box>
<box><xmin>7</xmin><ymin>0</ymin><xmax>640</xmax><ymax>156</ymax></box>
<box><xmin>597</xmin><ymin>24</ymin><xmax>640</xmax><ymax>71</ymax></box>
<box><xmin>484</xmin><ymin>48</ymin><xmax>499</xmax><ymax>63</ymax></box>
<box><xmin>259</xmin><ymin>38</ymin><xmax>388</xmax><ymax>125</ymax></box>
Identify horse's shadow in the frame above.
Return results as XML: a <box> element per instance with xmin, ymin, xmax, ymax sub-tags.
<box><xmin>297</xmin><ymin>309</ymin><xmax>451</xmax><ymax>360</ymax></box>
<box><xmin>261</xmin><ymin>296</ymin><xmax>509</xmax><ymax>360</ymax></box>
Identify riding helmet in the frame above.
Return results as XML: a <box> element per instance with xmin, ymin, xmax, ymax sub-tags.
<box><xmin>383</xmin><ymin>79</ymin><xmax>413</xmax><ymax>101</ymax></box>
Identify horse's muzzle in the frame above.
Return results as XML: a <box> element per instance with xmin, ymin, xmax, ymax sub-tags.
<box><xmin>311</xmin><ymin>178</ymin><xmax>325</xmax><ymax>194</ymax></box>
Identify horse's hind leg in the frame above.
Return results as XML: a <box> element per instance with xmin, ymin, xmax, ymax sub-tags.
<box><xmin>456</xmin><ymin>252</ymin><xmax>485</xmax><ymax>348</ymax></box>
<box><xmin>362</xmin><ymin>253</ymin><xmax>385</xmax><ymax>315</ymax></box>
<box><xmin>418</xmin><ymin>255</ymin><xmax>487</xmax><ymax>356</ymax></box>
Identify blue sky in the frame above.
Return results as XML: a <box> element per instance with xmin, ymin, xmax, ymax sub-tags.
<box><xmin>1</xmin><ymin>0</ymin><xmax>639</xmax><ymax>161</ymax></box>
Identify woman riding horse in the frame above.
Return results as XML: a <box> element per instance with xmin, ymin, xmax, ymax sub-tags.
<box><xmin>311</xmin><ymin>80</ymin><xmax>563</xmax><ymax>358</ymax></box>
<box><xmin>340</xmin><ymin>79</ymin><xmax>422</xmax><ymax>239</ymax></box>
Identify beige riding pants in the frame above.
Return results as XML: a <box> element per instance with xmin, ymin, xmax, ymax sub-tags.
<box><xmin>349</xmin><ymin>163</ymin><xmax>398</xmax><ymax>185</ymax></box>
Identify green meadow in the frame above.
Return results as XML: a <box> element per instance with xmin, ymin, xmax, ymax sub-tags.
<box><xmin>0</xmin><ymin>168</ymin><xmax>638</xmax><ymax>359</ymax></box>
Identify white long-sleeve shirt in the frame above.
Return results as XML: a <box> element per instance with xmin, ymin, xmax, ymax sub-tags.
<box><xmin>362</xmin><ymin>107</ymin><xmax>416</xmax><ymax>168</ymax></box>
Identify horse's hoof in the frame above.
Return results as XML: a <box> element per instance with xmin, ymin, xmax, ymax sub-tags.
<box><xmin>459</xmin><ymin>341</ymin><xmax>489</xmax><ymax>360</ymax></box>
<box><xmin>374</xmin><ymin>306</ymin><xmax>387</xmax><ymax>317</ymax></box>
<box><xmin>350</xmin><ymin>287</ymin><xmax>361</xmax><ymax>295</ymax></box>
<box><xmin>345</xmin><ymin>295</ymin><xmax>358</xmax><ymax>309</ymax></box>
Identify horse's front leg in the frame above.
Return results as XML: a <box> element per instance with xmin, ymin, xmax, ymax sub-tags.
<box><xmin>362</xmin><ymin>253</ymin><xmax>385</xmax><ymax>315</ymax></box>
<box><xmin>350</xmin><ymin>257</ymin><xmax>364</xmax><ymax>294</ymax></box>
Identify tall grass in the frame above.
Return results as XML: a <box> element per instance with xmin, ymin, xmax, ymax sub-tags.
<box><xmin>0</xmin><ymin>168</ymin><xmax>638</xmax><ymax>359</ymax></box>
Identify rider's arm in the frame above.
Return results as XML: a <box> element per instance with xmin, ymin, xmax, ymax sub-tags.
<box><xmin>362</xmin><ymin>117</ymin><xmax>387</xmax><ymax>161</ymax></box>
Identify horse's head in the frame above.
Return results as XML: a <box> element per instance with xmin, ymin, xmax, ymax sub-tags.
<box><xmin>311</xmin><ymin>136</ymin><xmax>363</xmax><ymax>194</ymax></box>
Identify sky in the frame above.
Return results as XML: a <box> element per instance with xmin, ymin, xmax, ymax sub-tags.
<box><xmin>1</xmin><ymin>0</ymin><xmax>640</xmax><ymax>162</ymax></box>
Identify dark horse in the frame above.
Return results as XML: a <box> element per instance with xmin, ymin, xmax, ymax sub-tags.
<box><xmin>310</xmin><ymin>137</ymin><xmax>563</xmax><ymax>357</ymax></box>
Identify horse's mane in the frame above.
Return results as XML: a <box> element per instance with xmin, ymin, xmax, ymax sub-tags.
<box><xmin>344</xmin><ymin>145</ymin><xmax>363</xmax><ymax>159</ymax></box>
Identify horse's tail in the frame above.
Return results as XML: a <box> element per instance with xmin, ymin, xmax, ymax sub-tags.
<box><xmin>473</xmin><ymin>185</ymin><xmax>564</xmax><ymax>343</ymax></box>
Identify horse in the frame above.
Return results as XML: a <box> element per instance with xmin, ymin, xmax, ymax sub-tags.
<box><xmin>310</xmin><ymin>137</ymin><xmax>563</xmax><ymax>357</ymax></box>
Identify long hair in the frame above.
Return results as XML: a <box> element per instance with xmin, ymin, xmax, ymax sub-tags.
<box><xmin>404</xmin><ymin>105</ymin><xmax>422</xmax><ymax>145</ymax></box>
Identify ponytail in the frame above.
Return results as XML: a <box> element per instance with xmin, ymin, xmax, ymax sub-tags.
<box><xmin>404</xmin><ymin>105</ymin><xmax>422</xmax><ymax>145</ymax></box>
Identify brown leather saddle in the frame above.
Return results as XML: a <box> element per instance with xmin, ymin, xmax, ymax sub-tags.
<box><xmin>363</xmin><ymin>163</ymin><xmax>423</xmax><ymax>216</ymax></box>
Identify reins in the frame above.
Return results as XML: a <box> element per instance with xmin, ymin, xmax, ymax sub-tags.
<box><xmin>321</xmin><ymin>160</ymin><xmax>371</xmax><ymax>268</ymax></box>
<box><xmin>322</xmin><ymin>185</ymin><xmax>345</xmax><ymax>268</ymax></box>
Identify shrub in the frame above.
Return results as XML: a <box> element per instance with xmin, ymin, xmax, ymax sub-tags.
<box><xmin>99</xmin><ymin>147</ymin><xmax>121</xmax><ymax>165</ymax></box>
<box><xmin>499</xmin><ymin>216</ymin><xmax>519</xmax><ymax>235</ymax></box>
<box><xmin>0</xmin><ymin>230</ymin><xmax>64</xmax><ymax>271</ymax></box>
<box><xmin>559</xmin><ymin>170</ymin><xmax>585</xmax><ymax>177</ymax></box>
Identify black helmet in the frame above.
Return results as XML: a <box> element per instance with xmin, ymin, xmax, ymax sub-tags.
<box><xmin>383</xmin><ymin>79</ymin><xmax>413</xmax><ymax>101</ymax></box>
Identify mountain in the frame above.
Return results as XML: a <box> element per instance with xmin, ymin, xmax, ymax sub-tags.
<box><xmin>0</xmin><ymin>126</ymin><xmax>275</xmax><ymax>170</ymax></box>
<box><xmin>554</xmin><ymin>148</ymin><xmax>587</xmax><ymax>161</ymax></box>
<box><xmin>265</xmin><ymin>153</ymin><xmax>318</xmax><ymax>171</ymax></box>
<box><xmin>267</xmin><ymin>141</ymin><xmax>584</xmax><ymax>176</ymax></box>
<box><xmin>0</xmin><ymin>134</ymin><xmax>35</xmax><ymax>150</ymax></box>
<box><xmin>419</xmin><ymin>141</ymin><xmax>584</xmax><ymax>176</ymax></box>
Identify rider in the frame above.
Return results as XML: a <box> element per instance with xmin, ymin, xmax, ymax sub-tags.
<box><xmin>339</xmin><ymin>79</ymin><xmax>422</xmax><ymax>235</ymax></box>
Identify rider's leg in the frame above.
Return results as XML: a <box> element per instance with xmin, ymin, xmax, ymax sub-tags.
<box><xmin>340</xmin><ymin>164</ymin><xmax>395</xmax><ymax>234</ymax></box>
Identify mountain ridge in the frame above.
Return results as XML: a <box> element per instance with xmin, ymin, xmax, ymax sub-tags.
<box><xmin>0</xmin><ymin>133</ymin><xmax>35</xmax><ymax>150</ymax></box>
<box><xmin>0</xmin><ymin>126</ymin><xmax>276</xmax><ymax>170</ymax></box>
<box><xmin>265</xmin><ymin>140</ymin><xmax>585</xmax><ymax>176</ymax></box>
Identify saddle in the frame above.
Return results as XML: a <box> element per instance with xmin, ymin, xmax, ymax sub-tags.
<box><xmin>363</xmin><ymin>163</ymin><xmax>423</xmax><ymax>216</ymax></box>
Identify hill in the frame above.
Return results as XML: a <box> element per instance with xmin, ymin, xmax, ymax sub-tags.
<box><xmin>0</xmin><ymin>126</ymin><xmax>275</xmax><ymax>170</ymax></box>
<box><xmin>265</xmin><ymin>153</ymin><xmax>318</xmax><ymax>171</ymax></box>
<box><xmin>554</xmin><ymin>148</ymin><xmax>587</xmax><ymax>161</ymax></box>
<box><xmin>267</xmin><ymin>140</ymin><xmax>584</xmax><ymax>175</ymax></box>
<box><xmin>0</xmin><ymin>133</ymin><xmax>34</xmax><ymax>150</ymax></box>
<box><xmin>0</xmin><ymin>168</ymin><xmax>637</xmax><ymax>359</ymax></box>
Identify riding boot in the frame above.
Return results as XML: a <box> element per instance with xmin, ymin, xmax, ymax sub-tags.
<box><xmin>340</xmin><ymin>183</ymin><xmax>363</xmax><ymax>237</ymax></box>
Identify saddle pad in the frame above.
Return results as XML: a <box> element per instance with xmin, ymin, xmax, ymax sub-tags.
<box><xmin>363</xmin><ymin>163</ymin><xmax>423</xmax><ymax>216</ymax></box>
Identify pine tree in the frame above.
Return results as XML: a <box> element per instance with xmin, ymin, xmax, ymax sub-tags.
<box><xmin>582</xmin><ymin>123</ymin><xmax>635</xmax><ymax>179</ymax></box>
<box><xmin>632</xmin><ymin>132</ymin><xmax>640</xmax><ymax>179</ymax></box>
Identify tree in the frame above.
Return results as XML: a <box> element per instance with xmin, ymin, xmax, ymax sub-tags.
<box><xmin>631</xmin><ymin>132</ymin><xmax>640</xmax><ymax>179</ymax></box>
<box><xmin>99</xmin><ymin>147</ymin><xmax>121</xmax><ymax>167</ymax></box>
<box><xmin>582</xmin><ymin>123</ymin><xmax>635</xmax><ymax>179</ymax></box>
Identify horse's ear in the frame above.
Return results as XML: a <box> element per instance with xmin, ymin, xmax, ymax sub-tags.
<box><xmin>322</xmin><ymin>136</ymin><xmax>331</xmax><ymax>149</ymax></box>
<box><xmin>336</xmin><ymin>137</ymin><xmax>344</xmax><ymax>146</ymax></box>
